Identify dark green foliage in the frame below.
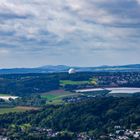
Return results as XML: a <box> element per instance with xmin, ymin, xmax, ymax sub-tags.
<box><xmin>0</xmin><ymin>97</ymin><xmax>140</xmax><ymax>138</ymax></box>
<box><xmin>0</xmin><ymin>74</ymin><xmax>60</xmax><ymax>96</ymax></box>
<box><xmin>12</xmin><ymin>95</ymin><xmax>46</xmax><ymax>107</ymax></box>
<box><xmin>0</xmin><ymin>72</ymin><xmax>140</xmax><ymax>96</ymax></box>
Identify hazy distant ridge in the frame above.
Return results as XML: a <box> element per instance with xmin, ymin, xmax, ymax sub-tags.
<box><xmin>0</xmin><ymin>64</ymin><xmax>140</xmax><ymax>74</ymax></box>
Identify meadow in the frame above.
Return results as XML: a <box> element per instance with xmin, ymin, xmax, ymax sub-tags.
<box><xmin>0</xmin><ymin>106</ymin><xmax>39</xmax><ymax>114</ymax></box>
<box><xmin>60</xmin><ymin>80</ymin><xmax>89</xmax><ymax>86</ymax></box>
<box><xmin>41</xmin><ymin>90</ymin><xmax>80</xmax><ymax>104</ymax></box>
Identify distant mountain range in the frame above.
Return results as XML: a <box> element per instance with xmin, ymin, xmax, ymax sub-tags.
<box><xmin>0</xmin><ymin>64</ymin><xmax>140</xmax><ymax>74</ymax></box>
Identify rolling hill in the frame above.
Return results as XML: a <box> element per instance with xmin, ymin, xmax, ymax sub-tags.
<box><xmin>0</xmin><ymin>64</ymin><xmax>140</xmax><ymax>74</ymax></box>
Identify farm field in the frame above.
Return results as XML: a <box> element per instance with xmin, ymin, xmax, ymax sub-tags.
<box><xmin>0</xmin><ymin>106</ymin><xmax>39</xmax><ymax>114</ymax></box>
<box><xmin>41</xmin><ymin>90</ymin><xmax>80</xmax><ymax>104</ymax></box>
<box><xmin>60</xmin><ymin>80</ymin><xmax>89</xmax><ymax>86</ymax></box>
<box><xmin>0</xmin><ymin>94</ymin><xmax>10</xmax><ymax>96</ymax></box>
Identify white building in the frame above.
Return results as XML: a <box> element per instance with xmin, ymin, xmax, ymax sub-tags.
<box><xmin>68</xmin><ymin>68</ymin><xmax>76</xmax><ymax>74</ymax></box>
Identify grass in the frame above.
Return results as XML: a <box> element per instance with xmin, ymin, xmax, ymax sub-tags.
<box><xmin>60</xmin><ymin>80</ymin><xmax>89</xmax><ymax>86</ymax></box>
<box><xmin>41</xmin><ymin>90</ymin><xmax>80</xmax><ymax>104</ymax></box>
<box><xmin>47</xmin><ymin>99</ymin><xmax>65</xmax><ymax>105</ymax></box>
<box><xmin>0</xmin><ymin>106</ymin><xmax>39</xmax><ymax>114</ymax></box>
<box><xmin>42</xmin><ymin>94</ymin><xmax>58</xmax><ymax>100</ymax></box>
<box><xmin>0</xmin><ymin>94</ymin><xmax>11</xmax><ymax>96</ymax></box>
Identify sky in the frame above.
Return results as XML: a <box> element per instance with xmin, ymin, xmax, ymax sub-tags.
<box><xmin>0</xmin><ymin>0</ymin><xmax>140</xmax><ymax>68</ymax></box>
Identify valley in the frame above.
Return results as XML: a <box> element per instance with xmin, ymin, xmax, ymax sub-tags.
<box><xmin>0</xmin><ymin>71</ymin><xmax>140</xmax><ymax>139</ymax></box>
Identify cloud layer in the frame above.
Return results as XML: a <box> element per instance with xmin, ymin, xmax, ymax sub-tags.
<box><xmin>0</xmin><ymin>0</ymin><xmax>140</xmax><ymax>67</ymax></box>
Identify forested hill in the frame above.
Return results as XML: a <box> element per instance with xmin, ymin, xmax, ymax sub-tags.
<box><xmin>1</xmin><ymin>97</ymin><xmax>140</xmax><ymax>139</ymax></box>
<box><xmin>0</xmin><ymin>72</ymin><xmax>140</xmax><ymax>96</ymax></box>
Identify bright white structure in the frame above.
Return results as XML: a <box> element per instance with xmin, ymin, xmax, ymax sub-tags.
<box><xmin>68</xmin><ymin>68</ymin><xmax>76</xmax><ymax>74</ymax></box>
<box><xmin>75</xmin><ymin>88</ymin><xmax>140</xmax><ymax>94</ymax></box>
<box><xmin>0</xmin><ymin>96</ymin><xmax>18</xmax><ymax>100</ymax></box>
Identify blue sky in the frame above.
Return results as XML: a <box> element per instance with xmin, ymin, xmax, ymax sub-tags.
<box><xmin>0</xmin><ymin>0</ymin><xmax>140</xmax><ymax>68</ymax></box>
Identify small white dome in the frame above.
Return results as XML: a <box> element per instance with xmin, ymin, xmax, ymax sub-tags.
<box><xmin>68</xmin><ymin>68</ymin><xmax>76</xmax><ymax>74</ymax></box>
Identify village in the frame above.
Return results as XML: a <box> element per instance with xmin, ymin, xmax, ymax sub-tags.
<box><xmin>1</xmin><ymin>125</ymin><xmax>140</xmax><ymax>140</ymax></box>
<box><xmin>100</xmin><ymin>126</ymin><xmax>140</xmax><ymax>140</ymax></box>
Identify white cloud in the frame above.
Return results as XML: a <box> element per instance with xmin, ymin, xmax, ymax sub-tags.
<box><xmin>0</xmin><ymin>0</ymin><xmax>140</xmax><ymax>67</ymax></box>
<box><xmin>0</xmin><ymin>48</ymin><xmax>9</xmax><ymax>55</ymax></box>
<box><xmin>136</xmin><ymin>0</ymin><xmax>140</xmax><ymax>4</ymax></box>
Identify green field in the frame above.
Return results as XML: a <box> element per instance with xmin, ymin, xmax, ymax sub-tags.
<box><xmin>41</xmin><ymin>90</ymin><xmax>80</xmax><ymax>104</ymax></box>
<box><xmin>60</xmin><ymin>80</ymin><xmax>89</xmax><ymax>86</ymax></box>
<box><xmin>42</xmin><ymin>94</ymin><xmax>58</xmax><ymax>100</ymax></box>
<box><xmin>0</xmin><ymin>94</ymin><xmax>11</xmax><ymax>96</ymax></box>
<box><xmin>0</xmin><ymin>106</ymin><xmax>39</xmax><ymax>114</ymax></box>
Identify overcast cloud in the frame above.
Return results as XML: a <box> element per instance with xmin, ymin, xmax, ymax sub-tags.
<box><xmin>0</xmin><ymin>0</ymin><xmax>140</xmax><ymax>68</ymax></box>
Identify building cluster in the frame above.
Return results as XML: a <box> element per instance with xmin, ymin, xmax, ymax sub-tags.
<box><xmin>63</xmin><ymin>96</ymin><xmax>92</xmax><ymax>103</ymax></box>
<box><xmin>31</xmin><ymin>128</ymin><xmax>94</xmax><ymax>140</ymax></box>
<box><xmin>0</xmin><ymin>135</ymin><xmax>8</xmax><ymax>140</ymax></box>
<box><xmin>100</xmin><ymin>126</ymin><xmax>140</xmax><ymax>140</ymax></box>
<box><xmin>31</xmin><ymin>128</ymin><xmax>60</xmax><ymax>138</ymax></box>
<box><xmin>1</xmin><ymin>126</ymin><xmax>140</xmax><ymax>140</ymax></box>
